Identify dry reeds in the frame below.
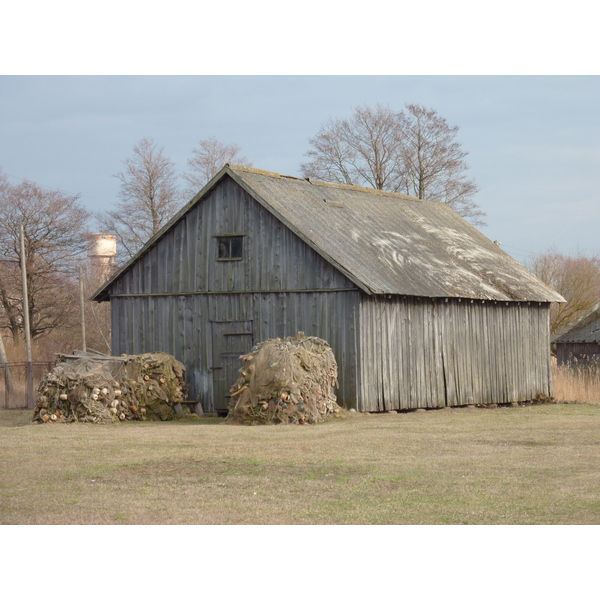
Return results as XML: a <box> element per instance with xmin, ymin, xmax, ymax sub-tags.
<box><xmin>552</xmin><ymin>357</ymin><xmax>600</xmax><ymax>404</ymax></box>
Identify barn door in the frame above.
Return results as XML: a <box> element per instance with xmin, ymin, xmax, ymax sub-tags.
<box><xmin>211</xmin><ymin>320</ymin><xmax>254</xmax><ymax>413</ymax></box>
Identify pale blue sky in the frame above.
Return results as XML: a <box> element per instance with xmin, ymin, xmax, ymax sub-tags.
<box><xmin>1</xmin><ymin>75</ymin><xmax>598</xmax><ymax>265</ymax></box>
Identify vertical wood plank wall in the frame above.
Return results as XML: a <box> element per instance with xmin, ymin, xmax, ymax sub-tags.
<box><xmin>111</xmin><ymin>291</ymin><xmax>360</xmax><ymax>412</ymax></box>
<box><xmin>555</xmin><ymin>342</ymin><xmax>600</xmax><ymax>365</ymax></box>
<box><xmin>358</xmin><ymin>296</ymin><xmax>553</xmax><ymax>411</ymax></box>
<box><xmin>108</xmin><ymin>176</ymin><xmax>360</xmax><ymax>412</ymax></box>
<box><xmin>110</xmin><ymin>176</ymin><xmax>355</xmax><ymax>296</ymax></box>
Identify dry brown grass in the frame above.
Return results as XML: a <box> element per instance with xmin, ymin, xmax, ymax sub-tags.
<box><xmin>2</xmin><ymin>403</ymin><xmax>600</xmax><ymax>525</ymax></box>
<box><xmin>552</xmin><ymin>360</ymin><xmax>600</xmax><ymax>404</ymax></box>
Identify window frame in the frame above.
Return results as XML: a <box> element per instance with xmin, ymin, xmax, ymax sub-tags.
<box><xmin>214</xmin><ymin>234</ymin><xmax>244</xmax><ymax>261</ymax></box>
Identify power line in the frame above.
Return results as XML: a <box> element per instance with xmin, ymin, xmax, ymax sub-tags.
<box><xmin>500</xmin><ymin>243</ymin><xmax>535</xmax><ymax>258</ymax></box>
<box><xmin>501</xmin><ymin>244</ymin><xmax>532</xmax><ymax>254</ymax></box>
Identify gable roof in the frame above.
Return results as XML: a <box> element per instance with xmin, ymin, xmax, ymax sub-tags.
<box><xmin>92</xmin><ymin>164</ymin><xmax>565</xmax><ymax>303</ymax></box>
<box><xmin>553</xmin><ymin>303</ymin><xmax>600</xmax><ymax>343</ymax></box>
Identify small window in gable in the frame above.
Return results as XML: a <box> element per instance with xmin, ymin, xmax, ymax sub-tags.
<box><xmin>216</xmin><ymin>236</ymin><xmax>243</xmax><ymax>260</ymax></box>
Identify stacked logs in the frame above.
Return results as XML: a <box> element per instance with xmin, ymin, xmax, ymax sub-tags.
<box><xmin>226</xmin><ymin>332</ymin><xmax>342</xmax><ymax>425</ymax></box>
<box><xmin>32</xmin><ymin>352</ymin><xmax>189</xmax><ymax>424</ymax></box>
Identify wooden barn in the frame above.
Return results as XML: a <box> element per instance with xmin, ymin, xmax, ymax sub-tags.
<box><xmin>553</xmin><ymin>303</ymin><xmax>600</xmax><ymax>366</ymax></box>
<box><xmin>92</xmin><ymin>164</ymin><xmax>565</xmax><ymax>414</ymax></box>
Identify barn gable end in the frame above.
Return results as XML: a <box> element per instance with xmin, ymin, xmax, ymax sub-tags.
<box><xmin>100</xmin><ymin>173</ymin><xmax>361</xmax><ymax>412</ymax></box>
<box><xmin>107</xmin><ymin>175</ymin><xmax>356</xmax><ymax>296</ymax></box>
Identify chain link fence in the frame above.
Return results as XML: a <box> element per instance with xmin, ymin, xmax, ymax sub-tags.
<box><xmin>1</xmin><ymin>362</ymin><xmax>55</xmax><ymax>409</ymax></box>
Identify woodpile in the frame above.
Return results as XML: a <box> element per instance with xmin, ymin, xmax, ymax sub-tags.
<box><xmin>226</xmin><ymin>332</ymin><xmax>342</xmax><ymax>425</ymax></box>
<box><xmin>32</xmin><ymin>352</ymin><xmax>189</xmax><ymax>424</ymax></box>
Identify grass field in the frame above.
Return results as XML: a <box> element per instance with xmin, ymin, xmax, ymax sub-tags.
<box><xmin>1</xmin><ymin>402</ymin><xmax>599</xmax><ymax>525</ymax></box>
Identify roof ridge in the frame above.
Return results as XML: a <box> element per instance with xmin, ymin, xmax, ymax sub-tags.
<box><xmin>226</xmin><ymin>164</ymin><xmax>282</xmax><ymax>178</ymax></box>
<box><xmin>227</xmin><ymin>163</ymin><xmax>422</xmax><ymax>202</ymax></box>
<box><xmin>306</xmin><ymin>178</ymin><xmax>421</xmax><ymax>201</ymax></box>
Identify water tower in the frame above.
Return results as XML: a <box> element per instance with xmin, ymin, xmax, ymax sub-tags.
<box><xmin>87</xmin><ymin>233</ymin><xmax>117</xmax><ymax>279</ymax></box>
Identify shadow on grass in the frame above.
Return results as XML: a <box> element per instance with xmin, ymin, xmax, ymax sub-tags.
<box><xmin>0</xmin><ymin>410</ymin><xmax>37</xmax><ymax>428</ymax></box>
<box><xmin>0</xmin><ymin>409</ymin><xmax>226</xmax><ymax>429</ymax></box>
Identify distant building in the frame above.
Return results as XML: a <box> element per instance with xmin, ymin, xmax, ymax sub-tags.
<box><xmin>553</xmin><ymin>303</ymin><xmax>600</xmax><ymax>366</ymax></box>
<box><xmin>87</xmin><ymin>233</ymin><xmax>117</xmax><ymax>280</ymax></box>
<box><xmin>92</xmin><ymin>165</ymin><xmax>565</xmax><ymax>414</ymax></box>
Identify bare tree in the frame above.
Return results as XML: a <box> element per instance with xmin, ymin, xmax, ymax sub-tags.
<box><xmin>183</xmin><ymin>136</ymin><xmax>252</xmax><ymax>192</ymax></box>
<box><xmin>301</xmin><ymin>103</ymin><xmax>484</xmax><ymax>224</ymax></box>
<box><xmin>97</xmin><ymin>138</ymin><xmax>183</xmax><ymax>259</ymax></box>
<box><xmin>0</xmin><ymin>171</ymin><xmax>90</xmax><ymax>342</ymax></box>
<box><xmin>529</xmin><ymin>249</ymin><xmax>600</xmax><ymax>335</ymax></box>
<box><xmin>396</xmin><ymin>104</ymin><xmax>484</xmax><ymax>224</ymax></box>
<box><xmin>301</xmin><ymin>105</ymin><xmax>402</xmax><ymax>191</ymax></box>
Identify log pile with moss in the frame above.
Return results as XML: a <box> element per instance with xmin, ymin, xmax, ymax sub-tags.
<box><xmin>226</xmin><ymin>333</ymin><xmax>342</xmax><ymax>425</ymax></box>
<box><xmin>32</xmin><ymin>352</ymin><xmax>190</xmax><ymax>424</ymax></box>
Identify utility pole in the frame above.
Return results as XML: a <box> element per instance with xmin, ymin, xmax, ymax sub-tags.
<box><xmin>79</xmin><ymin>266</ymin><xmax>87</xmax><ymax>352</ymax></box>
<box><xmin>20</xmin><ymin>225</ymin><xmax>34</xmax><ymax>409</ymax></box>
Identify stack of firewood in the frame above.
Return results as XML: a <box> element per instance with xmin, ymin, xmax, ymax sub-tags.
<box><xmin>226</xmin><ymin>333</ymin><xmax>341</xmax><ymax>425</ymax></box>
<box><xmin>32</xmin><ymin>352</ymin><xmax>189</xmax><ymax>424</ymax></box>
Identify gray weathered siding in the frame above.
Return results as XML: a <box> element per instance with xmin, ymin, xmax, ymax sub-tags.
<box><xmin>252</xmin><ymin>290</ymin><xmax>360</xmax><ymax>406</ymax></box>
<box><xmin>111</xmin><ymin>290</ymin><xmax>360</xmax><ymax>412</ymax></box>
<box><xmin>555</xmin><ymin>342</ymin><xmax>600</xmax><ymax>366</ymax></box>
<box><xmin>109</xmin><ymin>176</ymin><xmax>360</xmax><ymax>412</ymax></box>
<box><xmin>110</xmin><ymin>176</ymin><xmax>355</xmax><ymax>296</ymax></box>
<box><xmin>358</xmin><ymin>296</ymin><xmax>553</xmax><ymax>411</ymax></box>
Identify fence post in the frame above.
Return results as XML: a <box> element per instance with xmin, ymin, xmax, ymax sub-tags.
<box><xmin>3</xmin><ymin>363</ymin><xmax>8</xmax><ymax>409</ymax></box>
<box><xmin>0</xmin><ymin>333</ymin><xmax>16</xmax><ymax>402</ymax></box>
<box><xmin>2</xmin><ymin>361</ymin><xmax>17</xmax><ymax>408</ymax></box>
<box><xmin>26</xmin><ymin>362</ymin><xmax>34</xmax><ymax>409</ymax></box>
<box><xmin>20</xmin><ymin>225</ymin><xmax>34</xmax><ymax>409</ymax></box>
